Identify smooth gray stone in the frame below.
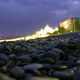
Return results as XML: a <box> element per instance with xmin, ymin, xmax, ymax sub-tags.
<box><xmin>73</xmin><ymin>67</ymin><xmax>80</xmax><ymax>80</ymax></box>
<box><xmin>47</xmin><ymin>41</ymin><xmax>64</xmax><ymax>49</ymax></box>
<box><xmin>8</xmin><ymin>66</ymin><xmax>26</xmax><ymax>79</ymax></box>
<box><xmin>0</xmin><ymin>66</ymin><xmax>7</xmax><ymax>73</ymax></box>
<box><xmin>32</xmin><ymin>77</ymin><xmax>59</xmax><ymax>80</ymax></box>
<box><xmin>41</xmin><ymin>48</ymin><xmax>64</xmax><ymax>62</ymax></box>
<box><xmin>9</xmin><ymin>54</ymin><xmax>16</xmax><ymax>59</ymax></box>
<box><xmin>67</xmin><ymin>55</ymin><xmax>76</xmax><ymax>68</ymax></box>
<box><xmin>0</xmin><ymin>53</ymin><xmax>9</xmax><ymax>66</ymax></box>
<box><xmin>17</xmin><ymin>55</ymin><xmax>30</xmax><ymax>60</ymax></box>
<box><xmin>38</xmin><ymin>57</ymin><xmax>55</xmax><ymax>64</ymax></box>
<box><xmin>51</xmin><ymin>48</ymin><xmax>64</xmax><ymax>54</ymax></box>
<box><xmin>53</xmin><ymin>68</ymin><xmax>74</xmax><ymax>79</ymax></box>
<box><xmin>42</xmin><ymin>64</ymin><xmax>52</xmax><ymax>69</ymax></box>
<box><xmin>24</xmin><ymin>74</ymin><xmax>33</xmax><ymax>80</ymax></box>
<box><xmin>52</xmin><ymin>65</ymin><xmax>67</xmax><ymax>70</ymax></box>
<box><xmin>17</xmin><ymin>54</ymin><xmax>31</xmax><ymax>61</ymax></box>
<box><xmin>0</xmin><ymin>53</ymin><xmax>9</xmax><ymax>62</ymax></box>
<box><xmin>23</xmin><ymin>63</ymin><xmax>42</xmax><ymax>70</ymax></box>
<box><xmin>16</xmin><ymin>54</ymin><xmax>31</xmax><ymax>66</ymax></box>
<box><xmin>0</xmin><ymin>73</ymin><xmax>15</xmax><ymax>80</ymax></box>
<box><xmin>0</xmin><ymin>60</ymin><xmax>6</xmax><ymax>66</ymax></box>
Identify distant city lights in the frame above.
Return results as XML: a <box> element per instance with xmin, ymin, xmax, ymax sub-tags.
<box><xmin>0</xmin><ymin>25</ymin><xmax>58</xmax><ymax>42</ymax></box>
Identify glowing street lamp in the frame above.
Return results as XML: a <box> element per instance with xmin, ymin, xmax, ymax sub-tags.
<box><xmin>64</xmin><ymin>25</ymin><xmax>69</xmax><ymax>29</ymax></box>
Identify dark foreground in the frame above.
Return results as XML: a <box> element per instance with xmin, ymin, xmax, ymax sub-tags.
<box><xmin>0</xmin><ymin>32</ymin><xmax>80</xmax><ymax>80</ymax></box>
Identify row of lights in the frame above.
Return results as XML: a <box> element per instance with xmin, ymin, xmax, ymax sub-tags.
<box><xmin>0</xmin><ymin>24</ymin><xmax>73</xmax><ymax>42</ymax></box>
<box><xmin>0</xmin><ymin>25</ymin><xmax>59</xmax><ymax>42</ymax></box>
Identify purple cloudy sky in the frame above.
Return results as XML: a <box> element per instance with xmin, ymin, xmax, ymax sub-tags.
<box><xmin>0</xmin><ymin>0</ymin><xmax>80</xmax><ymax>36</ymax></box>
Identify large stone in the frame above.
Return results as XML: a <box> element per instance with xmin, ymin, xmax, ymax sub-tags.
<box><xmin>41</xmin><ymin>48</ymin><xmax>64</xmax><ymax>62</ymax></box>
<box><xmin>73</xmin><ymin>67</ymin><xmax>80</xmax><ymax>80</ymax></box>
<box><xmin>53</xmin><ymin>61</ymin><xmax>67</xmax><ymax>70</ymax></box>
<box><xmin>0</xmin><ymin>53</ymin><xmax>9</xmax><ymax>66</ymax></box>
<box><xmin>16</xmin><ymin>54</ymin><xmax>31</xmax><ymax>66</ymax></box>
<box><xmin>0</xmin><ymin>73</ymin><xmax>15</xmax><ymax>80</ymax></box>
<box><xmin>8</xmin><ymin>66</ymin><xmax>26</xmax><ymax>79</ymax></box>
<box><xmin>24</xmin><ymin>74</ymin><xmax>33</xmax><ymax>80</ymax></box>
<box><xmin>47</xmin><ymin>41</ymin><xmax>64</xmax><ymax>49</ymax></box>
<box><xmin>67</xmin><ymin>55</ymin><xmax>76</xmax><ymax>68</ymax></box>
<box><xmin>23</xmin><ymin>63</ymin><xmax>42</xmax><ymax>70</ymax></box>
<box><xmin>0</xmin><ymin>53</ymin><xmax>9</xmax><ymax>62</ymax></box>
<box><xmin>53</xmin><ymin>68</ymin><xmax>74</xmax><ymax>79</ymax></box>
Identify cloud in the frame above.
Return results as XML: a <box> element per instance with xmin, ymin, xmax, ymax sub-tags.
<box><xmin>0</xmin><ymin>0</ymin><xmax>80</xmax><ymax>36</ymax></box>
<box><xmin>53</xmin><ymin>9</ymin><xmax>68</xmax><ymax>16</ymax></box>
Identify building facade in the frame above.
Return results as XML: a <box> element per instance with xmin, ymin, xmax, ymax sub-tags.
<box><xmin>58</xmin><ymin>18</ymin><xmax>80</xmax><ymax>33</ymax></box>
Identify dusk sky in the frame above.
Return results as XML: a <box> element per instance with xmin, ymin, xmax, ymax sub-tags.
<box><xmin>0</xmin><ymin>0</ymin><xmax>80</xmax><ymax>36</ymax></box>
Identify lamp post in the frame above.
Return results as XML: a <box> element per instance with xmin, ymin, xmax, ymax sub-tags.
<box><xmin>73</xmin><ymin>18</ymin><xmax>75</xmax><ymax>32</ymax></box>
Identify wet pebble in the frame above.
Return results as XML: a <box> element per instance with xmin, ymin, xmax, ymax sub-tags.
<box><xmin>52</xmin><ymin>68</ymin><xmax>74</xmax><ymax>79</ymax></box>
<box><xmin>8</xmin><ymin>66</ymin><xmax>26</xmax><ymax>79</ymax></box>
<box><xmin>0</xmin><ymin>53</ymin><xmax>9</xmax><ymax>66</ymax></box>
<box><xmin>0</xmin><ymin>32</ymin><xmax>80</xmax><ymax>80</ymax></box>
<box><xmin>23</xmin><ymin>63</ymin><xmax>43</xmax><ymax>70</ymax></box>
<box><xmin>16</xmin><ymin>54</ymin><xmax>31</xmax><ymax>66</ymax></box>
<box><xmin>73</xmin><ymin>67</ymin><xmax>80</xmax><ymax>80</ymax></box>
